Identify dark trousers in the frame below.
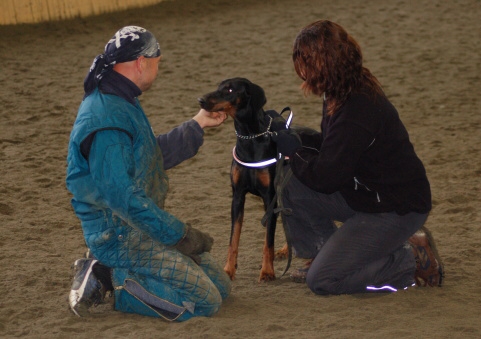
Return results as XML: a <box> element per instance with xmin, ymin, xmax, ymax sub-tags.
<box><xmin>282</xmin><ymin>172</ymin><xmax>428</xmax><ymax>294</ymax></box>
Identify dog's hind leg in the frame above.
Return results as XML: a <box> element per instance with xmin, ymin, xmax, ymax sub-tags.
<box><xmin>275</xmin><ymin>243</ymin><xmax>289</xmax><ymax>260</ymax></box>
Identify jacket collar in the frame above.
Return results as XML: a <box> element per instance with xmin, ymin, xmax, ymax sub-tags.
<box><xmin>99</xmin><ymin>71</ymin><xmax>142</xmax><ymax>105</ymax></box>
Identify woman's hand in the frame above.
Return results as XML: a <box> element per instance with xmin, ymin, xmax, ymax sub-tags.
<box><xmin>272</xmin><ymin>129</ymin><xmax>302</xmax><ymax>157</ymax></box>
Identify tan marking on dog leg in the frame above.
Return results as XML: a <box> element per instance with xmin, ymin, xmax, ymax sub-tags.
<box><xmin>275</xmin><ymin>243</ymin><xmax>289</xmax><ymax>260</ymax></box>
<box><xmin>224</xmin><ymin>219</ymin><xmax>242</xmax><ymax>280</ymax></box>
<box><xmin>259</xmin><ymin>232</ymin><xmax>276</xmax><ymax>282</ymax></box>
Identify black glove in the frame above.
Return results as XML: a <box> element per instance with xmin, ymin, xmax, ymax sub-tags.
<box><xmin>265</xmin><ymin>109</ymin><xmax>287</xmax><ymax>133</ymax></box>
<box><xmin>175</xmin><ymin>224</ymin><xmax>214</xmax><ymax>264</ymax></box>
<box><xmin>271</xmin><ymin>129</ymin><xmax>302</xmax><ymax>157</ymax></box>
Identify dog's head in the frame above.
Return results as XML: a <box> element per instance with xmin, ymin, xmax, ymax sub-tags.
<box><xmin>198</xmin><ymin>77</ymin><xmax>266</xmax><ymax>118</ymax></box>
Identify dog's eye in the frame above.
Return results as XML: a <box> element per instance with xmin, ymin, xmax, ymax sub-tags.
<box><xmin>228</xmin><ymin>88</ymin><xmax>233</xmax><ymax>93</ymax></box>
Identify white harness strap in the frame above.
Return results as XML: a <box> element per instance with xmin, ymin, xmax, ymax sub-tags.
<box><xmin>232</xmin><ymin>110</ymin><xmax>293</xmax><ymax>168</ymax></box>
<box><xmin>232</xmin><ymin>146</ymin><xmax>278</xmax><ymax>168</ymax></box>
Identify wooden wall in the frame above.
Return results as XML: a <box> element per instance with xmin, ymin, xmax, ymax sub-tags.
<box><xmin>0</xmin><ymin>0</ymin><xmax>166</xmax><ymax>25</ymax></box>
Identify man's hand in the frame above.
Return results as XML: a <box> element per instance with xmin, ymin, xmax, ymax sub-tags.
<box><xmin>193</xmin><ymin>109</ymin><xmax>227</xmax><ymax>128</ymax></box>
<box><xmin>175</xmin><ymin>224</ymin><xmax>214</xmax><ymax>264</ymax></box>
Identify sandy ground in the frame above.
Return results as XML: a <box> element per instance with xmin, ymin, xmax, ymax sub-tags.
<box><xmin>0</xmin><ymin>0</ymin><xmax>480</xmax><ymax>338</ymax></box>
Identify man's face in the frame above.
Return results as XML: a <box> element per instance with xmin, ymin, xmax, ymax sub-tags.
<box><xmin>139</xmin><ymin>56</ymin><xmax>161</xmax><ymax>92</ymax></box>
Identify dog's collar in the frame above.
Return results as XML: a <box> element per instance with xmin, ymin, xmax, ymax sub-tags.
<box><xmin>235</xmin><ymin>116</ymin><xmax>273</xmax><ymax>140</ymax></box>
<box><xmin>234</xmin><ymin>108</ymin><xmax>293</xmax><ymax>140</ymax></box>
<box><xmin>232</xmin><ymin>109</ymin><xmax>293</xmax><ymax>168</ymax></box>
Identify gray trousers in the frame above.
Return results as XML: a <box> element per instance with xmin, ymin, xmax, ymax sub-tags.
<box><xmin>282</xmin><ymin>171</ymin><xmax>428</xmax><ymax>294</ymax></box>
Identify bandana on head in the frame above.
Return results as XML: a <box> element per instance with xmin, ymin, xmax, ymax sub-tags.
<box><xmin>84</xmin><ymin>26</ymin><xmax>161</xmax><ymax>96</ymax></box>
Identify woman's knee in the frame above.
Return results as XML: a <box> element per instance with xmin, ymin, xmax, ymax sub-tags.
<box><xmin>305</xmin><ymin>262</ymin><xmax>347</xmax><ymax>295</ymax></box>
<box><xmin>305</xmin><ymin>270</ymin><xmax>336</xmax><ymax>295</ymax></box>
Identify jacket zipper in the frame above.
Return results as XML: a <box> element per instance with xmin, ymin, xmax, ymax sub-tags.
<box><xmin>353</xmin><ymin>177</ymin><xmax>380</xmax><ymax>202</ymax></box>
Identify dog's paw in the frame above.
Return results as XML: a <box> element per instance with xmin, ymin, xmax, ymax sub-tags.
<box><xmin>224</xmin><ymin>264</ymin><xmax>236</xmax><ymax>281</ymax></box>
<box><xmin>258</xmin><ymin>270</ymin><xmax>276</xmax><ymax>283</ymax></box>
<box><xmin>274</xmin><ymin>243</ymin><xmax>289</xmax><ymax>261</ymax></box>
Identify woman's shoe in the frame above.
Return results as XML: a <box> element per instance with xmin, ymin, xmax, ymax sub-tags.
<box><xmin>289</xmin><ymin>260</ymin><xmax>312</xmax><ymax>283</ymax></box>
<box><xmin>409</xmin><ymin>226</ymin><xmax>445</xmax><ymax>287</ymax></box>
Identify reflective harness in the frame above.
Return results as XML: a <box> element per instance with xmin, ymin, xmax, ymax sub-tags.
<box><xmin>232</xmin><ymin>107</ymin><xmax>293</xmax><ymax>168</ymax></box>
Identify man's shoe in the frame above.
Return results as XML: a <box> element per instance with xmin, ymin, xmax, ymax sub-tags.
<box><xmin>289</xmin><ymin>260</ymin><xmax>312</xmax><ymax>283</ymax></box>
<box><xmin>68</xmin><ymin>258</ymin><xmax>106</xmax><ymax>317</ymax></box>
<box><xmin>409</xmin><ymin>226</ymin><xmax>445</xmax><ymax>287</ymax></box>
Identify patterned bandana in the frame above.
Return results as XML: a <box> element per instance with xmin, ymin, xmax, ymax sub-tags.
<box><xmin>84</xmin><ymin>26</ymin><xmax>161</xmax><ymax>96</ymax></box>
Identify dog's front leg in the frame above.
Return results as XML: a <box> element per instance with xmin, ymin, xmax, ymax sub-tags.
<box><xmin>225</xmin><ymin>190</ymin><xmax>246</xmax><ymax>280</ymax></box>
<box><xmin>259</xmin><ymin>236</ymin><xmax>276</xmax><ymax>282</ymax></box>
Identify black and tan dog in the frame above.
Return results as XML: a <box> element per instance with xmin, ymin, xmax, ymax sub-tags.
<box><xmin>198</xmin><ymin>77</ymin><xmax>286</xmax><ymax>282</ymax></box>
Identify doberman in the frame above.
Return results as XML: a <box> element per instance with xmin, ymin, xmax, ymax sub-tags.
<box><xmin>198</xmin><ymin>77</ymin><xmax>287</xmax><ymax>282</ymax></box>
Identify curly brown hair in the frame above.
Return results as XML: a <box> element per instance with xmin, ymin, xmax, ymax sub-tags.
<box><xmin>293</xmin><ymin>20</ymin><xmax>384</xmax><ymax>116</ymax></box>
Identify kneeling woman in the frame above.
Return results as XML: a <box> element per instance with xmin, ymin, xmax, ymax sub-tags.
<box><xmin>272</xmin><ymin>20</ymin><xmax>444</xmax><ymax>294</ymax></box>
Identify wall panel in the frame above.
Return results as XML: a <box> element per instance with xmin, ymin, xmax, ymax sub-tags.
<box><xmin>0</xmin><ymin>0</ymin><xmax>166</xmax><ymax>25</ymax></box>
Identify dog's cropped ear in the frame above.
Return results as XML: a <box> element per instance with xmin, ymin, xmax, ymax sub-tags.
<box><xmin>247</xmin><ymin>83</ymin><xmax>267</xmax><ymax>112</ymax></box>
